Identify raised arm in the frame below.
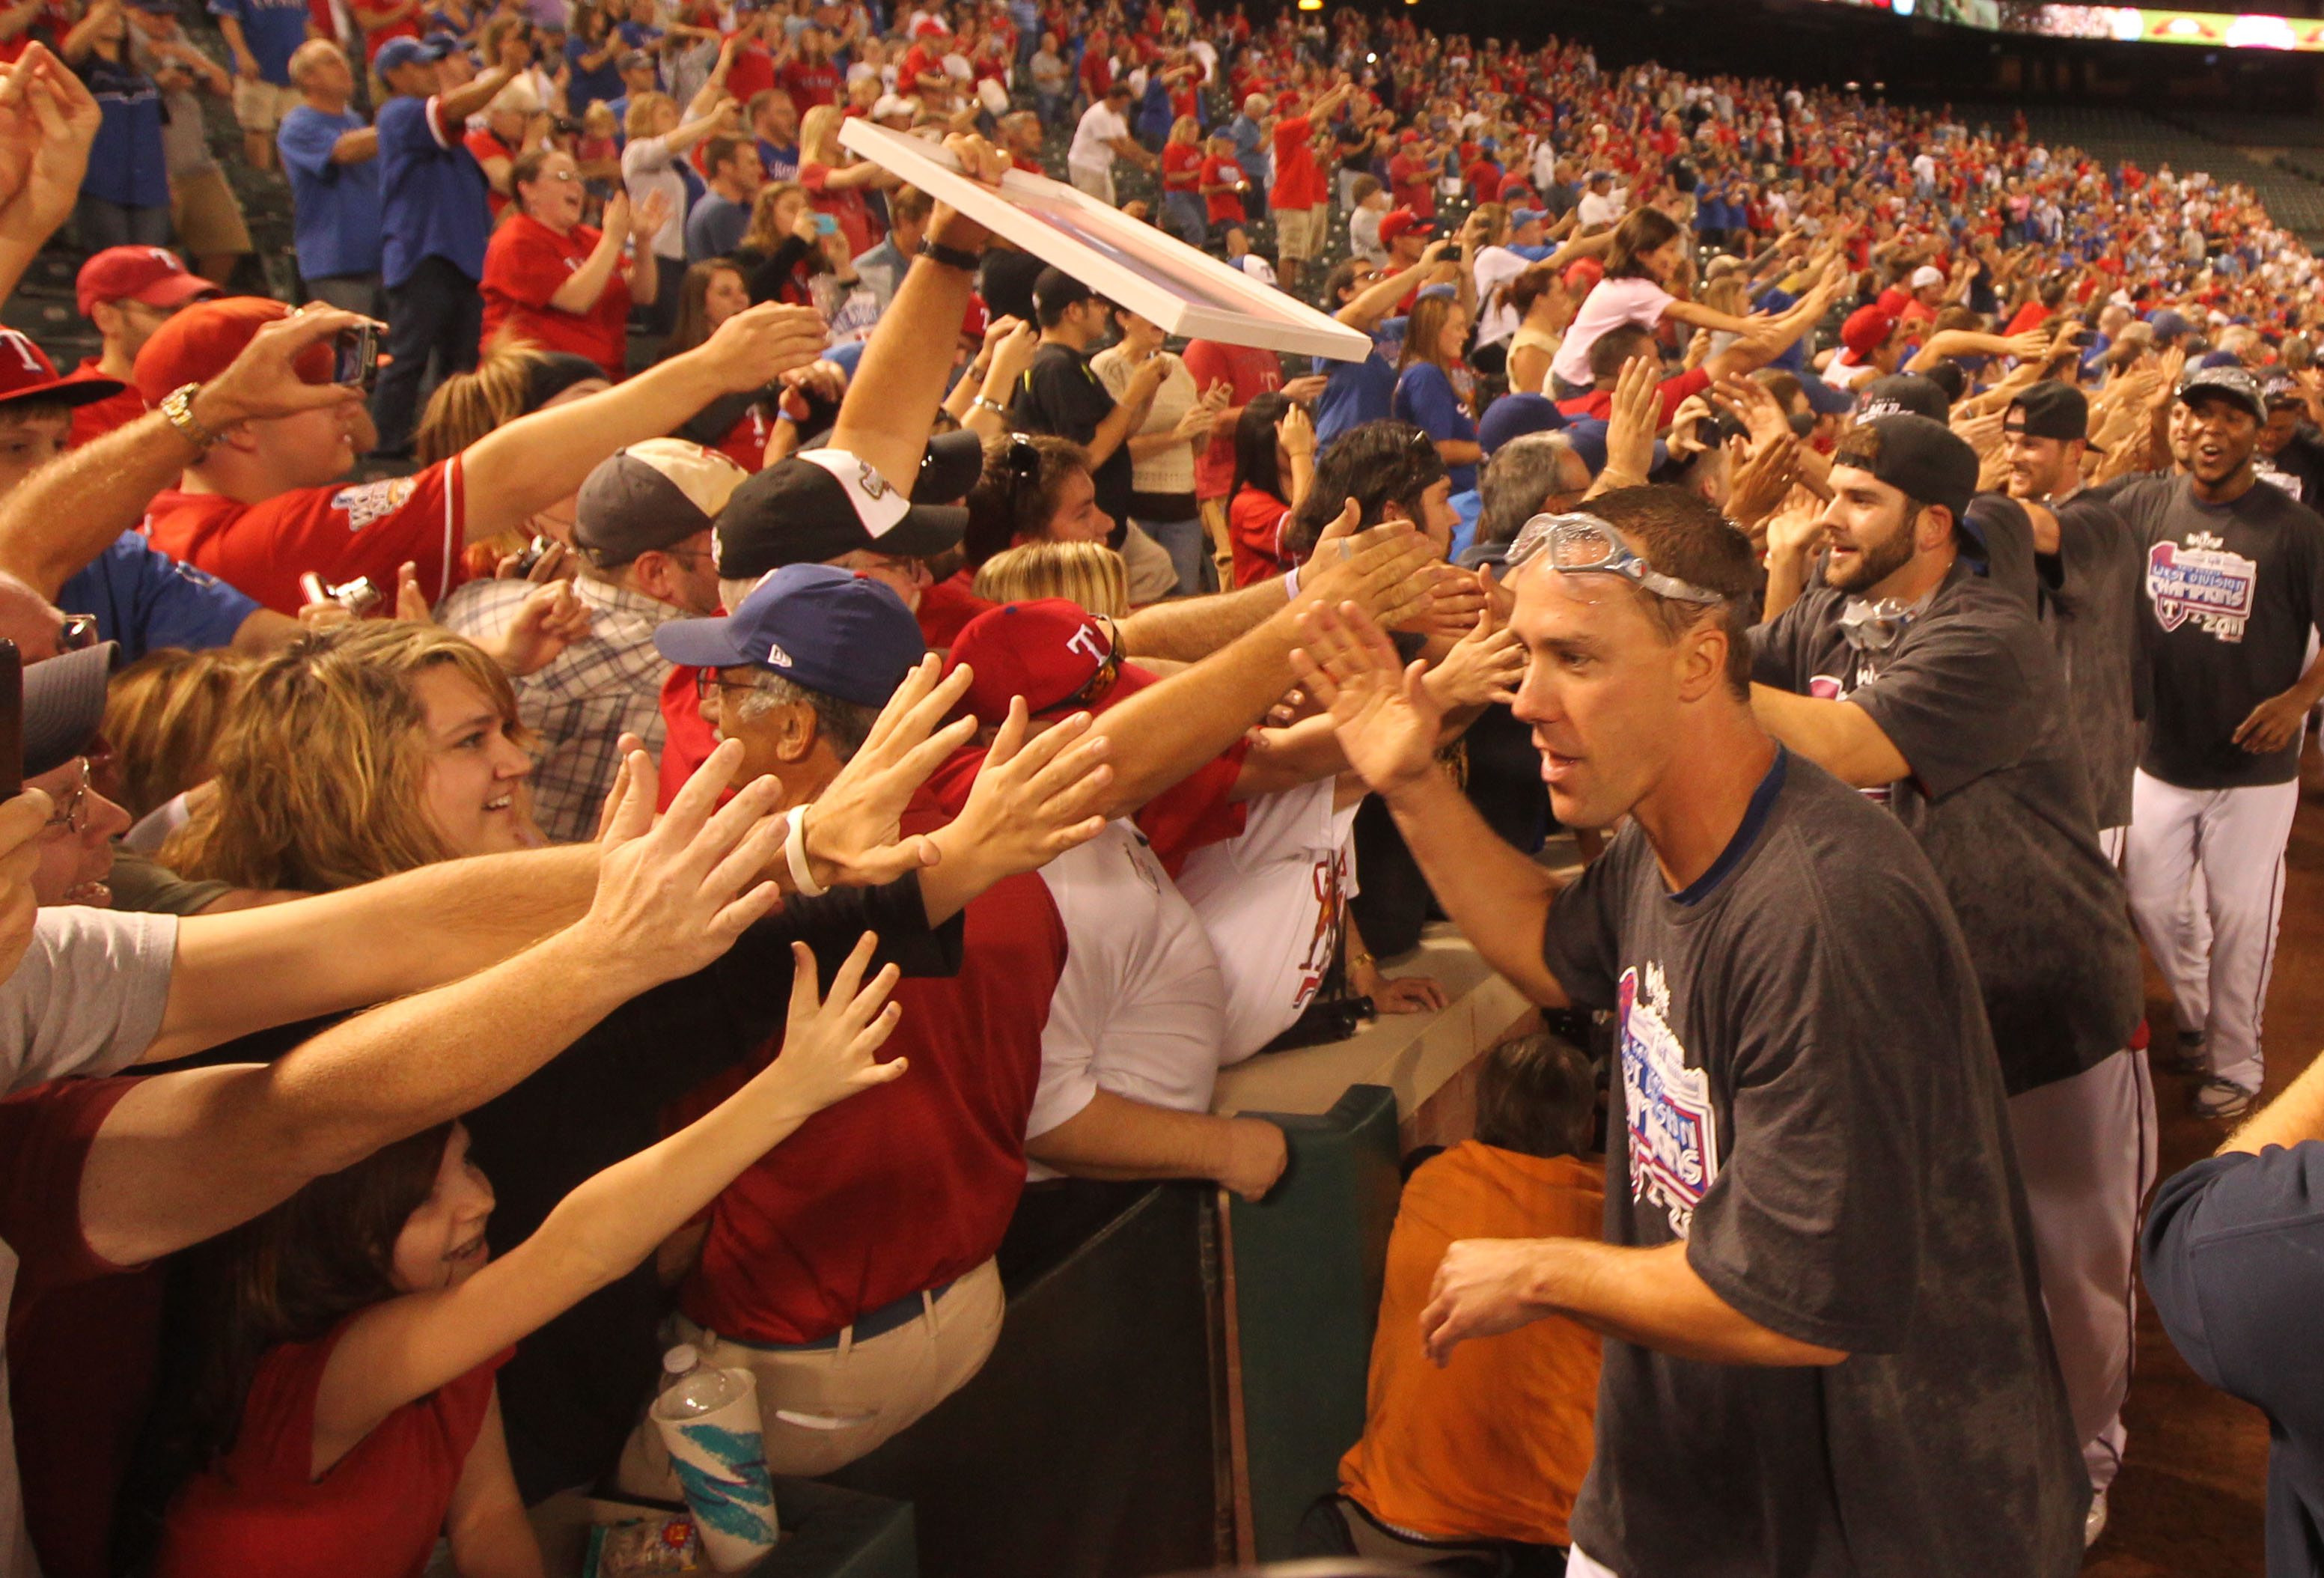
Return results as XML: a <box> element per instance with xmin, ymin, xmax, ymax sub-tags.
<box><xmin>307</xmin><ymin>933</ymin><xmax>905</xmax><ymax>1473</ymax></box>
<box><xmin>79</xmin><ymin>744</ymin><xmax>791</xmax><ymax>1269</ymax></box>
<box><xmin>0</xmin><ymin>46</ymin><xmax>101</xmax><ymax>307</ymax></box>
<box><xmin>826</xmin><ymin>132</ymin><xmax>1007</xmax><ymax>493</ymax></box>
<box><xmin>461</xmin><ymin>300</ymin><xmax>829</xmax><ymax>540</ymax></box>
<box><xmin>1292</xmin><ymin>597</ymin><xmax>1568</xmax><ymax>1005</ymax></box>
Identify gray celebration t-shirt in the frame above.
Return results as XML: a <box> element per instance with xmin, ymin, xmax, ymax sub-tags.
<box><xmin>1543</xmin><ymin>752</ymin><xmax>2085</xmax><ymax>1577</ymax></box>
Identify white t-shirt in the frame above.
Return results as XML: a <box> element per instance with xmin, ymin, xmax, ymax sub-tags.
<box><xmin>620</xmin><ymin>134</ymin><xmax>691</xmax><ymax>261</ymax></box>
<box><xmin>1576</xmin><ymin>187</ymin><xmax>1627</xmax><ymax>230</ymax></box>
<box><xmin>1551</xmin><ymin>275</ymin><xmax>1674</xmax><ymax>390</ymax></box>
<box><xmin>1068</xmin><ymin>101</ymin><xmax>1129</xmax><ymax>174</ymax></box>
<box><xmin>1025</xmin><ymin>823</ymin><xmax>1227</xmax><ymax>1165</ymax></box>
<box><xmin>1472</xmin><ymin>243</ymin><xmax>1534</xmax><ymax>349</ymax></box>
<box><xmin>1172</xmin><ymin>779</ymin><xmax>1360</xmax><ymax>1064</ymax></box>
<box><xmin>1823</xmin><ymin>354</ymin><xmax>1879</xmax><ymax>392</ymax></box>
<box><xmin>0</xmin><ymin>906</ymin><xmax>179</xmax><ymax>1578</ymax></box>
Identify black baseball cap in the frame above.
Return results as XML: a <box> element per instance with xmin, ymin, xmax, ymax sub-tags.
<box><xmin>1031</xmin><ymin>266</ymin><xmax>1097</xmax><ymax>320</ymax></box>
<box><xmin>25</xmin><ymin>642</ymin><xmax>121</xmax><ymax>779</ymax></box>
<box><xmin>1835</xmin><ymin>414</ymin><xmax>1978</xmax><ymax>523</ymax></box>
<box><xmin>2004</xmin><ymin>382</ymin><xmax>2090</xmax><ymax>444</ymax></box>
<box><xmin>715</xmin><ymin>432</ymin><xmax>986</xmax><ymax>581</ymax></box>
<box><xmin>2176</xmin><ymin>365</ymin><xmax>2266</xmax><ymax>423</ymax></box>
<box><xmin>1854</xmin><ymin>374</ymin><xmax>1952</xmax><ymax>424</ymax></box>
<box><xmin>2260</xmin><ymin>371</ymin><xmax>2304</xmax><ymax>409</ymax></box>
<box><xmin>575</xmin><ymin>440</ymin><xmax>748</xmax><ymax>567</ymax></box>
<box><xmin>654</xmin><ymin>564</ymin><xmax>924</xmax><ymax>707</ymax></box>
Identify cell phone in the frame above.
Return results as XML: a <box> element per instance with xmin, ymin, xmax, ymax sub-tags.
<box><xmin>0</xmin><ymin>642</ymin><xmax>19</xmax><ymax>803</ymax></box>
<box><xmin>334</xmin><ymin>323</ymin><xmax>379</xmax><ymax>392</ymax></box>
<box><xmin>507</xmin><ymin>534</ymin><xmax>555</xmax><ymax>576</ymax></box>
<box><xmin>814</xmin><ymin>213</ymin><xmax>838</xmax><ymax>235</ymax></box>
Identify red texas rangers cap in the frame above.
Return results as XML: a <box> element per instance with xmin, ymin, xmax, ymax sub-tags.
<box><xmin>1376</xmin><ymin>207</ymin><xmax>1436</xmax><ymax>246</ymax></box>
<box><xmin>132</xmin><ymin>296</ymin><xmax>332</xmax><ymax>406</ymax></box>
<box><xmin>75</xmin><ymin>246</ymin><xmax>222</xmax><ymax>320</ymax></box>
<box><xmin>0</xmin><ymin>329</ymin><xmax>126</xmax><ymax>413</ymax></box>
<box><xmin>944</xmin><ymin>599</ymin><xmax>1157</xmax><ymax>725</ymax></box>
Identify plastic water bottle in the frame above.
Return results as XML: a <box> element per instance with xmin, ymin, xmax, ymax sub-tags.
<box><xmin>650</xmin><ymin>1344</ymin><xmax>780</xmax><ymax>1571</ymax></box>
<box><xmin>651</xmin><ymin>1344</ymin><xmax>749</xmax><ymax>1420</ymax></box>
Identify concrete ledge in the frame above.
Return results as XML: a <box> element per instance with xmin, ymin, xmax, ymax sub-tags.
<box><xmin>1213</xmin><ymin>922</ymin><xmax>1537</xmax><ymax>1124</ymax></box>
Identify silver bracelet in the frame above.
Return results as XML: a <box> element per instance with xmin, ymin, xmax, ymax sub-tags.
<box><xmin>972</xmin><ymin>395</ymin><xmax>1009</xmax><ymax>417</ymax></box>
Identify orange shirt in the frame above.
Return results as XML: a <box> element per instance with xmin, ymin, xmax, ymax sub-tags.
<box><xmin>1338</xmin><ymin>1142</ymin><xmax>1602</xmax><ymax>1547</ymax></box>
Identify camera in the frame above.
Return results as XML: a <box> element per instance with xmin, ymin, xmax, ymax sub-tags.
<box><xmin>333</xmin><ymin>323</ymin><xmax>379</xmax><ymax>392</ymax></box>
<box><xmin>299</xmin><ymin>572</ymin><xmax>385</xmax><ymax>615</ymax></box>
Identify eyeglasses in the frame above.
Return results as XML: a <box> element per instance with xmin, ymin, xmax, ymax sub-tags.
<box><xmin>693</xmin><ymin>669</ymin><xmax>774</xmax><ymax>701</ymax></box>
<box><xmin>1043</xmin><ymin>651</ymin><xmax>1120</xmax><ymax>718</ymax></box>
<box><xmin>57</xmin><ymin>614</ymin><xmax>97</xmax><ymax>654</ymax></box>
<box><xmin>40</xmin><ymin>759</ymin><xmax>91</xmax><ymax>836</ymax></box>
<box><xmin>1507</xmin><ymin>512</ymin><xmax>1727</xmax><ymax>605</ymax></box>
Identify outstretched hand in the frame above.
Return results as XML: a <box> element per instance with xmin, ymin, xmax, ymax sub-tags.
<box><xmin>935</xmin><ymin>697</ymin><xmax>1114</xmax><ymax>878</ymax></box>
<box><xmin>763</xmin><ymin>932</ymin><xmax>909</xmax><ymax>1118</ymax></box>
<box><xmin>1420</xmin><ymin>576</ymin><xmax>1524</xmax><ymax>710</ymax></box>
<box><xmin>801</xmin><ymin>655</ymin><xmax>980</xmax><ymax>887</ymax></box>
<box><xmin>1290</xmin><ymin>599</ymin><xmax>1445</xmax><ymax>798</ymax></box>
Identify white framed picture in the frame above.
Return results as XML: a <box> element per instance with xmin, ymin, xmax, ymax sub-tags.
<box><xmin>838</xmin><ymin>118</ymin><xmax>1375</xmax><ymax>362</ymax></box>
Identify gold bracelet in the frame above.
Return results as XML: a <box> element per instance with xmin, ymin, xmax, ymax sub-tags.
<box><xmin>1346</xmin><ymin>951</ymin><xmax>1375</xmax><ymax>974</ymax></box>
<box><xmin>159</xmin><ymin>383</ymin><xmax>221</xmax><ymax>454</ymax></box>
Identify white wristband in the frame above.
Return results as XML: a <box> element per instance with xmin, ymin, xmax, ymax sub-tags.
<box><xmin>784</xmin><ymin>805</ymin><xmax>828</xmax><ymax>898</ymax></box>
<box><xmin>1283</xmin><ymin>565</ymin><xmax>1301</xmax><ymax>600</ymax></box>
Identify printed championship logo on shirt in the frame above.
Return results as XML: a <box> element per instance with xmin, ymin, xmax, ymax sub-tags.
<box><xmin>329</xmin><ymin>477</ymin><xmax>421</xmax><ymax>534</ymax></box>
<box><xmin>2147</xmin><ymin>531</ymin><xmax>2259</xmax><ymax>642</ymax></box>
<box><xmin>1617</xmin><ymin>961</ymin><xmax>1717</xmax><ymax>1239</ymax></box>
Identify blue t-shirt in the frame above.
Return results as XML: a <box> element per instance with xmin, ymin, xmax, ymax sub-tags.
<box><xmin>1392</xmin><ymin>361</ymin><xmax>1477</xmax><ymax>493</ymax></box>
<box><xmin>758</xmin><ymin>138</ymin><xmax>801</xmax><ymax>182</ymax></box>
<box><xmin>564</xmin><ymin>34</ymin><xmax>625</xmax><ymax>115</ymax></box>
<box><xmin>61</xmin><ymin>533</ymin><xmax>257</xmax><ymax>662</ymax></box>
<box><xmin>76</xmin><ymin>55</ymin><xmax>168</xmax><ymax>210</ymax></box>
<box><xmin>376</xmin><ymin>93</ymin><xmax>492</xmax><ymax>285</ymax></box>
<box><xmin>278</xmin><ymin>106</ymin><xmax>385</xmax><ymax>281</ymax></box>
<box><xmin>1316</xmin><ymin>350</ymin><xmax>1397</xmax><ymax>445</ymax></box>
<box><xmin>207</xmin><ymin>0</ymin><xmax>308</xmax><ymax>82</ymax></box>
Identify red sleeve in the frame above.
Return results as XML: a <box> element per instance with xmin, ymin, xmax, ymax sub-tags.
<box><xmin>210</xmin><ymin>457</ymin><xmax>466</xmax><ymax>613</ymax></box>
<box><xmin>1654</xmin><ymin>367</ymin><xmax>1712</xmax><ymax>427</ymax></box>
<box><xmin>483</xmin><ymin>222</ymin><xmax>573</xmax><ymax>311</ymax></box>
<box><xmin>656</xmin><ymin>663</ymin><xmax>726</xmax><ymax>812</ymax></box>
<box><xmin>0</xmin><ymin>1078</ymin><xmax>140</xmax><ymax>1300</ymax></box>
<box><xmin>462</xmin><ymin>128</ymin><xmax>504</xmax><ymax>168</ymax></box>
<box><xmin>800</xmin><ymin>162</ymin><xmax>832</xmax><ymax>195</ymax></box>
<box><xmin>1181</xmin><ymin>338</ymin><xmax>1227</xmax><ymax>386</ymax></box>
<box><xmin>1135</xmin><ymin>738</ymin><xmax>1251</xmax><ymax>876</ymax></box>
<box><xmin>421</xmin><ymin>93</ymin><xmax>457</xmax><ymax>149</ymax></box>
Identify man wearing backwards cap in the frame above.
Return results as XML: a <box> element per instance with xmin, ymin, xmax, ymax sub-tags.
<box><xmin>370</xmin><ymin>26</ymin><xmax>533</xmax><ymax>457</ymax></box>
<box><xmin>1751</xmin><ymin>413</ymin><xmax>2150</xmax><ymax>1540</ymax></box>
<box><xmin>112</xmin><ymin>292</ymin><xmax>826</xmax><ymax>616</ymax></box>
<box><xmin>2104</xmin><ymin>364</ymin><xmax>2324</xmax><ymax>1121</ymax></box>
<box><xmin>1298</xmin><ymin>483</ymin><xmax>2084</xmax><ymax>1577</ymax></box>
<box><xmin>1820</xmin><ymin>303</ymin><xmax>1902</xmax><ymax>394</ymax></box>
<box><xmin>442</xmin><ymin>439</ymin><xmax>744</xmax><ymax>842</ymax></box>
<box><xmin>2001</xmin><ymin>380</ymin><xmax>2143</xmax><ymax>848</ymax></box>
<box><xmin>622</xmin><ymin>563</ymin><xmax>1117</xmax><ymax>1482</ymax></box>
<box><xmin>68</xmin><ymin>246</ymin><xmax>220</xmax><ymax>448</ymax></box>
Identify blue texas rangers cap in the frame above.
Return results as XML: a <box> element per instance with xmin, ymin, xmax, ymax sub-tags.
<box><xmin>654</xmin><ymin>563</ymin><xmax>924</xmax><ymax>708</ymax></box>
<box><xmin>376</xmin><ymin>35</ymin><xmax>448</xmax><ymax>76</ymax></box>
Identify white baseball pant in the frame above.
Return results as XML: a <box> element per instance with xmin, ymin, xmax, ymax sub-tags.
<box><xmin>2125</xmin><ymin>770</ymin><xmax>2301</xmax><ymax>1094</ymax></box>
<box><xmin>2006</xmin><ymin>1048</ymin><xmax>2157</xmax><ymax>1493</ymax></box>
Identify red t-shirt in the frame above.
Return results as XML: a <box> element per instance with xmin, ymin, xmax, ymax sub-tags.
<box><xmin>461</xmin><ymin>127</ymin><xmax>518</xmax><ymax>218</ymax></box>
<box><xmin>917</xmin><ymin>569</ymin><xmax>994</xmax><ymax>648</ymax></box>
<box><xmin>898</xmin><ymin>43</ymin><xmax>946</xmax><ymax>96</ymax></box>
<box><xmin>360</xmin><ymin>9</ymin><xmax>419</xmax><ymax>61</ymax></box>
<box><xmin>1198</xmin><ymin>153</ymin><xmax>1246</xmax><ymax>225</ymax></box>
<box><xmin>656</xmin><ymin>661</ymin><xmax>719</xmax><ymax>811</ymax></box>
<box><xmin>1227</xmin><ymin>485</ymin><xmax>1293</xmax><ymax>587</ymax></box>
<box><xmin>1269</xmin><ymin>114</ymin><xmax>1325</xmax><ymax>210</ymax></box>
<box><xmin>680</xmin><ymin>791</ymin><xmax>1063</xmax><ymax>1344</ymax></box>
<box><xmin>723</xmin><ymin>34</ymin><xmax>775</xmax><ymax>101</ymax></box>
<box><xmin>142</xmin><ymin>458</ymin><xmax>468</xmax><ymax>616</ymax></box>
<box><xmin>1464</xmin><ymin>159</ymin><xmax>1503</xmax><ymax>204</ymax></box>
<box><xmin>65</xmin><ymin>358</ymin><xmax>148</xmax><ymax>449</ymax></box>
<box><xmin>156</xmin><ymin>1323</ymin><xmax>510</xmax><ymax>1578</ymax></box>
<box><xmin>778</xmin><ymin>56</ymin><xmax>840</xmax><ymax>108</ymax></box>
<box><xmin>1182</xmin><ymin>338</ymin><xmax>1283</xmax><ymax>500</ymax></box>
<box><xmin>1555</xmin><ymin>365</ymin><xmax>1710</xmax><ymax>429</ymax></box>
<box><xmin>480</xmin><ymin>213</ymin><xmax>632</xmax><ymax>381</ymax></box>
<box><xmin>711</xmin><ymin>405</ymin><xmax>772</xmax><ymax>474</ymax></box>
<box><xmin>1</xmin><ymin>1077</ymin><xmax>147</xmax><ymax>1578</ymax></box>
<box><xmin>1161</xmin><ymin>139</ymin><xmax>1202</xmax><ymax>193</ymax></box>
<box><xmin>2004</xmin><ymin>300</ymin><xmax>2052</xmax><ymax>338</ymax></box>
<box><xmin>1387</xmin><ymin>150</ymin><xmax>1434</xmax><ymax>217</ymax></box>
<box><xmin>800</xmin><ymin>162</ymin><xmax>876</xmax><ymax>256</ymax></box>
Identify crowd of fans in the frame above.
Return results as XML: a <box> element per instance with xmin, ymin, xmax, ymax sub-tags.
<box><xmin>4</xmin><ymin>0</ymin><xmax>2324</xmax><ymax>1572</ymax></box>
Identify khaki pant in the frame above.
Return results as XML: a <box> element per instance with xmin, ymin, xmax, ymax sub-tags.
<box><xmin>169</xmin><ymin>166</ymin><xmax>251</xmax><ymax>258</ymax></box>
<box><xmin>1275</xmin><ymin>202</ymin><xmax>1327</xmax><ymax>262</ymax></box>
<box><xmin>1067</xmin><ymin>162</ymin><xmax>1115</xmax><ymax>205</ymax></box>
<box><xmin>615</xmin><ymin>1259</ymin><xmax>1005</xmax><ymax>1489</ymax></box>
<box><xmin>231</xmin><ymin>76</ymin><xmax>302</xmax><ymax>132</ymax></box>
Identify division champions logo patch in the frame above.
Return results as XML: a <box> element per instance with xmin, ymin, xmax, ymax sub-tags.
<box><xmin>2147</xmin><ymin>532</ymin><xmax>2258</xmax><ymax>642</ymax></box>
<box><xmin>1617</xmin><ymin>962</ymin><xmax>1718</xmax><ymax>1238</ymax></box>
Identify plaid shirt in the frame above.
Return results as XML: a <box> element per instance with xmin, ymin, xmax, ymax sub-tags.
<box><xmin>439</xmin><ymin>576</ymin><xmax>685</xmax><ymax>844</ymax></box>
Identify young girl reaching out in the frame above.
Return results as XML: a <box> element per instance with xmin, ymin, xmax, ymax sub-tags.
<box><xmin>132</xmin><ymin>935</ymin><xmax>909</xmax><ymax>1578</ymax></box>
<box><xmin>1548</xmin><ymin>207</ymin><xmax>1765</xmax><ymax>395</ymax></box>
